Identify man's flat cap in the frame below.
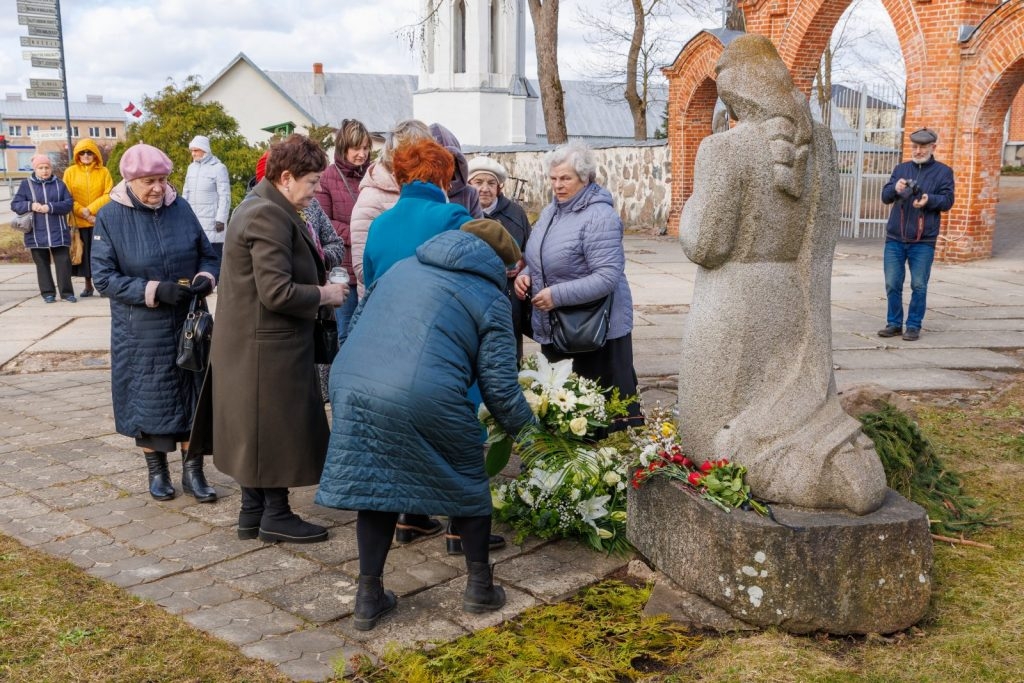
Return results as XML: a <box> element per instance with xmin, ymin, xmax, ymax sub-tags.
<box><xmin>909</xmin><ymin>128</ymin><xmax>937</xmax><ymax>144</ymax></box>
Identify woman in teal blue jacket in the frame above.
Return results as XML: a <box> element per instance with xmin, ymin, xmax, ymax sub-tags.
<box><xmin>318</xmin><ymin>224</ymin><xmax>533</xmax><ymax>631</ymax></box>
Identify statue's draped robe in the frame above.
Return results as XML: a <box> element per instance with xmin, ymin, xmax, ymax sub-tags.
<box><xmin>679</xmin><ymin>94</ymin><xmax>886</xmax><ymax>515</ymax></box>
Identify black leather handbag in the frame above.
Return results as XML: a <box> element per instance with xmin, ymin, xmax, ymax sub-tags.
<box><xmin>176</xmin><ymin>295</ymin><xmax>213</xmax><ymax>372</ymax></box>
<box><xmin>313</xmin><ymin>307</ymin><xmax>339</xmax><ymax>364</ymax></box>
<box><xmin>549</xmin><ymin>294</ymin><xmax>613</xmax><ymax>355</ymax></box>
<box><xmin>538</xmin><ymin>220</ymin><xmax>613</xmax><ymax>355</ymax></box>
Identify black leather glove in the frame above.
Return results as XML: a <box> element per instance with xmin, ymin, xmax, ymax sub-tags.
<box><xmin>155</xmin><ymin>281</ymin><xmax>190</xmax><ymax>306</ymax></box>
<box><xmin>189</xmin><ymin>276</ymin><xmax>214</xmax><ymax>298</ymax></box>
<box><xmin>214</xmin><ymin>221</ymin><xmax>225</xmax><ymax>233</ymax></box>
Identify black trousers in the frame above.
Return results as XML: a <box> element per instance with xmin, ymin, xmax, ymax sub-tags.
<box><xmin>31</xmin><ymin>247</ymin><xmax>73</xmax><ymax>299</ymax></box>
<box><xmin>357</xmin><ymin>511</ymin><xmax>493</xmax><ymax>576</ymax></box>
<box><xmin>542</xmin><ymin>332</ymin><xmax>644</xmax><ymax>434</ymax></box>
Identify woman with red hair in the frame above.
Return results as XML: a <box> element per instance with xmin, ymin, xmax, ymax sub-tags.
<box><xmin>361</xmin><ymin>138</ymin><xmax>473</xmax><ymax>286</ymax></box>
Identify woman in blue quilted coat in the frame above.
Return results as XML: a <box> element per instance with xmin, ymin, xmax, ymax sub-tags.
<box><xmin>11</xmin><ymin>154</ymin><xmax>75</xmax><ymax>302</ymax></box>
<box><xmin>514</xmin><ymin>140</ymin><xmax>642</xmax><ymax>433</ymax></box>
<box><xmin>317</xmin><ymin>222</ymin><xmax>534</xmax><ymax>631</ymax></box>
<box><xmin>92</xmin><ymin>144</ymin><xmax>220</xmax><ymax>504</ymax></box>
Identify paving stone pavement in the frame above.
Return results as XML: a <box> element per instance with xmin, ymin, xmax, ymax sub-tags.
<box><xmin>1</xmin><ymin>179</ymin><xmax>1023</xmax><ymax>680</ymax></box>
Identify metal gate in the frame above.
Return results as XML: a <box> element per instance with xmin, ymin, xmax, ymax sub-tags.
<box><xmin>822</xmin><ymin>84</ymin><xmax>905</xmax><ymax>239</ymax></box>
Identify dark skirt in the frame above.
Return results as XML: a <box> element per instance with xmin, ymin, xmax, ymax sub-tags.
<box><xmin>541</xmin><ymin>332</ymin><xmax>644</xmax><ymax>434</ymax></box>
<box><xmin>72</xmin><ymin>227</ymin><xmax>93</xmax><ymax>278</ymax></box>
<box><xmin>136</xmin><ymin>431</ymin><xmax>191</xmax><ymax>452</ymax></box>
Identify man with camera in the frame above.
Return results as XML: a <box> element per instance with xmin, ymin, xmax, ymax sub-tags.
<box><xmin>877</xmin><ymin>127</ymin><xmax>955</xmax><ymax>341</ymax></box>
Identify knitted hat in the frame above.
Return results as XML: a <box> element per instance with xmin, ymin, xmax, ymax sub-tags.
<box><xmin>30</xmin><ymin>154</ymin><xmax>51</xmax><ymax>169</ymax></box>
<box><xmin>255</xmin><ymin>150</ymin><xmax>270</xmax><ymax>182</ymax></box>
<box><xmin>461</xmin><ymin>218</ymin><xmax>521</xmax><ymax>265</ymax></box>
<box><xmin>188</xmin><ymin>135</ymin><xmax>212</xmax><ymax>154</ymax></box>
<box><xmin>468</xmin><ymin>156</ymin><xmax>507</xmax><ymax>185</ymax></box>
<box><xmin>909</xmin><ymin>128</ymin><xmax>937</xmax><ymax>144</ymax></box>
<box><xmin>119</xmin><ymin>143</ymin><xmax>173</xmax><ymax>181</ymax></box>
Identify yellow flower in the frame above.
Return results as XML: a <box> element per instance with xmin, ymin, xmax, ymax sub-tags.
<box><xmin>660</xmin><ymin>422</ymin><xmax>675</xmax><ymax>438</ymax></box>
<box><xmin>602</xmin><ymin>471</ymin><xmax>621</xmax><ymax>486</ymax></box>
<box><xmin>597</xmin><ymin>528</ymin><xmax>614</xmax><ymax>539</ymax></box>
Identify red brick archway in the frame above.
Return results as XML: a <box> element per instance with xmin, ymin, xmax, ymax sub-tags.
<box><xmin>665</xmin><ymin>0</ymin><xmax>1024</xmax><ymax>262</ymax></box>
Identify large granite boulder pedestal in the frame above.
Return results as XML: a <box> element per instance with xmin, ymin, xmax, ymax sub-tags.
<box><xmin>627</xmin><ymin>481</ymin><xmax>933</xmax><ymax>634</ymax></box>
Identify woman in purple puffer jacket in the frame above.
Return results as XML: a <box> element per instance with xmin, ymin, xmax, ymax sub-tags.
<box><xmin>314</xmin><ymin>119</ymin><xmax>372</xmax><ymax>344</ymax></box>
<box><xmin>514</xmin><ymin>140</ymin><xmax>642</xmax><ymax>433</ymax></box>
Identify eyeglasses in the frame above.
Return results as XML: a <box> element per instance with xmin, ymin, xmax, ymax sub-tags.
<box><xmin>79</xmin><ymin>151</ymin><xmax>94</xmax><ymax>156</ymax></box>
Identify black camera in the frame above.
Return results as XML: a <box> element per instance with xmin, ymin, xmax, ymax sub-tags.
<box><xmin>899</xmin><ymin>178</ymin><xmax>923</xmax><ymax>201</ymax></box>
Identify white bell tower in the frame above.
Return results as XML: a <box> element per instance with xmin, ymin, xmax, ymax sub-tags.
<box><xmin>413</xmin><ymin>0</ymin><xmax>537</xmax><ymax>145</ymax></box>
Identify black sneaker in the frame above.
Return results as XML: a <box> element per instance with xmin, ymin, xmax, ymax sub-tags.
<box><xmin>877</xmin><ymin>325</ymin><xmax>902</xmax><ymax>338</ymax></box>
<box><xmin>902</xmin><ymin>328</ymin><xmax>920</xmax><ymax>341</ymax></box>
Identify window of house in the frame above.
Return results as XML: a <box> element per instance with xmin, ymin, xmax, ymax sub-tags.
<box><xmin>27</xmin><ymin>125</ymin><xmax>39</xmax><ymax>133</ymax></box>
<box><xmin>88</xmin><ymin>126</ymin><xmax>100</xmax><ymax>137</ymax></box>
<box><xmin>104</xmin><ymin>127</ymin><xmax>116</xmax><ymax>138</ymax></box>
<box><xmin>71</xmin><ymin>126</ymin><xmax>79</xmax><ymax>137</ymax></box>
<box><xmin>8</xmin><ymin>125</ymin><xmax>22</xmax><ymax>137</ymax></box>
<box><xmin>51</xmin><ymin>125</ymin><xmax>62</xmax><ymax>131</ymax></box>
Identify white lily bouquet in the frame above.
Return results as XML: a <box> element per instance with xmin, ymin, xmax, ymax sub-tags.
<box><xmin>481</xmin><ymin>354</ymin><xmax>635</xmax><ymax>554</ymax></box>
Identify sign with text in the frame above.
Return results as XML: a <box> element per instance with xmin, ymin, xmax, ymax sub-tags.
<box><xmin>26</xmin><ymin>88</ymin><xmax>63</xmax><ymax>99</ymax></box>
<box><xmin>22</xmin><ymin>49</ymin><xmax>59</xmax><ymax>60</ymax></box>
<box><xmin>27</xmin><ymin>25</ymin><xmax>59</xmax><ymax>38</ymax></box>
<box><xmin>20</xmin><ymin>36</ymin><xmax>59</xmax><ymax>49</ymax></box>
<box><xmin>18</xmin><ymin>14</ymin><xmax>57</xmax><ymax>27</ymax></box>
<box><xmin>16</xmin><ymin>2</ymin><xmax>57</xmax><ymax>16</ymax></box>
<box><xmin>31</xmin><ymin>130</ymin><xmax>68</xmax><ymax>143</ymax></box>
<box><xmin>30</xmin><ymin>78</ymin><xmax>62</xmax><ymax>89</ymax></box>
<box><xmin>30</xmin><ymin>55</ymin><xmax>60</xmax><ymax>69</ymax></box>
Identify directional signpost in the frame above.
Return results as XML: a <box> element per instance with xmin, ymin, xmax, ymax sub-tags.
<box><xmin>16</xmin><ymin>0</ymin><xmax>71</xmax><ymax>155</ymax></box>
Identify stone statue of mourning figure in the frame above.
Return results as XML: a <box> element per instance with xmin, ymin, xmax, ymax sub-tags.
<box><xmin>677</xmin><ymin>34</ymin><xmax>887</xmax><ymax>515</ymax></box>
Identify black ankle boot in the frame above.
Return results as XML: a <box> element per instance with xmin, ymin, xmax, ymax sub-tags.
<box><xmin>181</xmin><ymin>451</ymin><xmax>217</xmax><ymax>503</ymax></box>
<box><xmin>238</xmin><ymin>486</ymin><xmax>264</xmax><ymax>540</ymax></box>
<box><xmin>394</xmin><ymin>513</ymin><xmax>443</xmax><ymax>543</ymax></box>
<box><xmin>464</xmin><ymin>561</ymin><xmax>506</xmax><ymax>613</ymax></box>
<box><xmin>445</xmin><ymin>521</ymin><xmax>506</xmax><ymax>555</ymax></box>
<box><xmin>353</xmin><ymin>574</ymin><xmax>397</xmax><ymax>631</ymax></box>
<box><xmin>144</xmin><ymin>451</ymin><xmax>175</xmax><ymax>501</ymax></box>
<box><xmin>259</xmin><ymin>488</ymin><xmax>328</xmax><ymax>544</ymax></box>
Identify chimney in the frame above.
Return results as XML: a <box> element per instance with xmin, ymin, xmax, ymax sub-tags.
<box><xmin>86</xmin><ymin>94</ymin><xmax>103</xmax><ymax>104</ymax></box>
<box><xmin>6</xmin><ymin>93</ymin><xmax>23</xmax><ymax>101</ymax></box>
<box><xmin>313</xmin><ymin>63</ymin><xmax>325</xmax><ymax>96</ymax></box>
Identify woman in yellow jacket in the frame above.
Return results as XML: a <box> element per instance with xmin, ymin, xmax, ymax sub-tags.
<box><xmin>63</xmin><ymin>139</ymin><xmax>113</xmax><ymax>297</ymax></box>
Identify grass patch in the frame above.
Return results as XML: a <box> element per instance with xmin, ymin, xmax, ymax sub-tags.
<box><xmin>0</xmin><ymin>225</ymin><xmax>30</xmax><ymax>263</ymax></box>
<box><xmin>0</xmin><ymin>535</ymin><xmax>288</xmax><ymax>683</ymax></box>
<box><xmin>347</xmin><ymin>579</ymin><xmax>701</xmax><ymax>682</ymax></box>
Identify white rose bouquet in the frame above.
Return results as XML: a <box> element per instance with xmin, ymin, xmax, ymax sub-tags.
<box><xmin>481</xmin><ymin>353</ymin><xmax>636</xmax><ymax>554</ymax></box>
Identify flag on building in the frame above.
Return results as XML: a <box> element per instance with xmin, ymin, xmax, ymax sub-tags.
<box><xmin>124</xmin><ymin>102</ymin><xmax>143</xmax><ymax>118</ymax></box>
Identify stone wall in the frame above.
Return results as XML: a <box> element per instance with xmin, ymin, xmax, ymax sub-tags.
<box><xmin>467</xmin><ymin>140</ymin><xmax>671</xmax><ymax>233</ymax></box>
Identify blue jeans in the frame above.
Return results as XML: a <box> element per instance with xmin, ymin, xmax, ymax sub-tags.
<box><xmin>335</xmin><ymin>289</ymin><xmax>359</xmax><ymax>345</ymax></box>
<box><xmin>883</xmin><ymin>241</ymin><xmax>935</xmax><ymax>331</ymax></box>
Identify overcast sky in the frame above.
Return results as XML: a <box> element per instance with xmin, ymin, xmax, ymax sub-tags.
<box><xmin>0</xmin><ymin>0</ymin><xmax>900</xmax><ymax>112</ymax></box>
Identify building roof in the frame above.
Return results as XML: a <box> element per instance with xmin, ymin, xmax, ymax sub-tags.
<box><xmin>542</xmin><ymin>79</ymin><xmax>667</xmax><ymax>140</ymax></box>
<box><xmin>264</xmin><ymin>71</ymin><xmax>417</xmax><ymax>134</ymax></box>
<box><xmin>0</xmin><ymin>95</ymin><xmax>126</xmax><ymax>122</ymax></box>
<box><xmin>200</xmin><ymin>53</ymin><xmax>668</xmax><ymax>142</ymax></box>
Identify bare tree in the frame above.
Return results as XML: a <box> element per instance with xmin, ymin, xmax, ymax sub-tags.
<box><xmin>528</xmin><ymin>0</ymin><xmax>568</xmax><ymax>144</ymax></box>
<box><xmin>576</xmin><ymin>1</ymin><xmax>673</xmax><ymax>140</ymax></box>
